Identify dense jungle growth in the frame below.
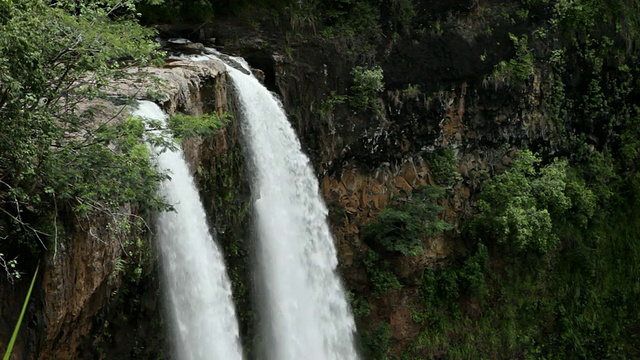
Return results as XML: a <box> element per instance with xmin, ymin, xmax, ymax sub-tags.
<box><xmin>2</xmin><ymin>0</ymin><xmax>640</xmax><ymax>359</ymax></box>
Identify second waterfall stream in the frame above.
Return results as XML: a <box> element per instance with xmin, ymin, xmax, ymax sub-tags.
<box><xmin>223</xmin><ymin>58</ymin><xmax>360</xmax><ymax>359</ymax></box>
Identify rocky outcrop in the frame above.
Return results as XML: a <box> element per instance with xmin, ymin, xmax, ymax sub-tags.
<box><xmin>322</xmin><ymin>159</ymin><xmax>452</xmax><ymax>270</ymax></box>
<box><xmin>36</xmin><ymin>208</ymin><xmax>151</xmax><ymax>360</ymax></box>
<box><xmin>180</xmin><ymin>65</ymin><xmax>257</xmax><ymax>349</ymax></box>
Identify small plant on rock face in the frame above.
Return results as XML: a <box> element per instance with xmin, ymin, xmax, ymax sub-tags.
<box><xmin>364</xmin><ymin>250</ymin><xmax>402</xmax><ymax>297</ymax></box>
<box><xmin>0</xmin><ymin>254</ymin><xmax>20</xmax><ymax>282</ymax></box>
<box><xmin>484</xmin><ymin>33</ymin><xmax>535</xmax><ymax>89</ymax></box>
<box><xmin>318</xmin><ymin>91</ymin><xmax>348</xmax><ymax>119</ymax></box>
<box><xmin>346</xmin><ymin>290</ymin><xmax>371</xmax><ymax>317</ymax></box>
<box><xmin>349</xmin><ymin>65</ymin><xmax>384</xmax><ymax>111</ymax></box>
<box><xmin>362</xmin><ymin>185</ymin><xmax>453</xmax><ymax>256</ymax></box>
<box><xmin>168</xmin><ymin>113</ymin><xmax>231</xmax><ymax>140</ymax></box>
<box><xmin>427</xmin><ymin>148</ymin><xmax>461</xmax><ymax>189</ymax></box>
<box><xmin>362</xmin><ymin>321</ymin><xmax>393</xmax><ymax>360</ymax></box>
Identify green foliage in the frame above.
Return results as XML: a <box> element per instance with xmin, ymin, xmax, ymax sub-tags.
<box><xmin>381</xmin><ymin>0</ymin><xmax>640</xmax><ymax>357</ymax></box>
<box><xmin>485</xmin><ymin>33</ymin><xmax>535</xmax><ymax>89</ymax></box>
<box><xmin>168</xmin><ymin>113</ymin><xmax>231</xmax><ymax>139</ymax></box>
<box><xmin>3</xmin><ymin>264</ymin><xmax>38</xmax><ymax>360</ymax></box>
<box><xmin>139</xmin><ymin>0</ymin><xmax>296</xmax><ymax>23</ymax></box>
<box><xmin>426</xmin><ymin>148</ymin><xmax>461</xmax><ymax>188</ymax></box>
<box><xmin>389</xmin><ymin>0</ymin><xmax>416</xmax><ymax>34</ymax></box>
<box><xmin>549</xmin><ymin>0</ymin><xmax>640</xmax><ymax>42</ymax></box>
<box><xmin>404</xmin><ymin>144</ymin><xmax>640</xmax><ymax>358</ymax></box>
<box><xmin>317</xmin><ymin>91</ymin><xmax>348</xmax><ymax>119</ymax></box>
<box><xmin>0</xmin><ymin>0</ymin><xmax>166</xmax><ymax>278</ymax></box>
<box><xmin>459</xmin><ymin>243</ymin><xmax>490</xmax><ymax>299</ymax></box>
<box><xmin>362</xmin><ymin>322</ymin><xmax>393</xmax><ymax>360</ymax></box>
<box><xmin>318</xmin><ymin>0</ymin><xmax>383</xmax><ymax>57</ymax></box>
<box><xmin>363</xmin><ymin>250</ymin><xmax>402</xmax><ymax>298</ymax></box>
<box><xmin>139</xmin><ymin>0</ymin><xmax>215</xmax><ymax>23</ymax></box>
<box><xmin>363</xmin><ymin>209</ymin><xmax>423</xmax><ymax>256</ymax></box>
<box><xmin>349</xmin><ymin>65</ymin><xmax>384</xmax><ymax>111</ymax></box>
<box><xmin>361</xmin><ymin>186</ymin><xmax>452</xmax><ymax>256</ymax></box>
<box><xmin>419</xmin><ymin>244</ymin><xmax>489</xmax><ymax>304</ymax></box>
<box><xmin>447</xmin><ymin>203</ymin><xmax>640</xmax><ymax>358</ymax></box>
<box><xmin>551</xmin><ymin>207</ymin><xmax>640</xmax><ymax>357</ymax></box>
<box><xmin>347</xmin><ymin>291</ymin><xmax>371</xmax><ymax>318</ymax></box>
<box><xmin>435</xmin><ymin>267</ymin><xmax>460</xmax><ymax>301</ymax></box>
<box><xmin>448</xmin><ymin>21</ymin><xmax>640</xmax><ymax>347</ymax></box>
<box><xmin>620</xmin><ymin>109</ymin><xmax>640</xmax><ymax>167</ymax></box>
<box><xmin>316</xmin><ymin>66</ymin><xmax>385</xmax><ymax>119</ymax></box>
<box><xmin>0</xmin><ymin>254</ymin><xmax>20</xmax><ymax>281</ymax></box>
<box><xmin>401</xmin><ymin>244</ymin><xmax>491</xmax><ymax>358</ymax></box>
<box><xmin>418</xmin><ymin>267</ymin><xmax>436</xmax><ymax>304</ymax></box>
<box><xmin>287</xmin><ymin>0</ymin><xmax>319</xmax><ymax>31</ymax></box>
<box><xmin>401</xmin><ymin>83</ymin><xmax>420</xmax><ymax>99</ymax></box>
<box><xmin>468</xmin><ymin>150</ymin><xmax>595</xmax><ymax>255</ymax></box>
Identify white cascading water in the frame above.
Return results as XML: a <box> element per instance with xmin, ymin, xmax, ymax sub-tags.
<box><xmin>222</xmin><ymin>61</ymin><xmax>360</xmax><ymax>359</ymax></box>
<box><xmin>132</xmin><ymin>101</ymin><xmax>243</xmax><ymax>360</ymax></box>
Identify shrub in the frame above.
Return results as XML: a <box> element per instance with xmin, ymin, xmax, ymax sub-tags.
<box><xmin>362</xmin><ymin>186</ymin><xmax>452</xmax><ymax>256</ymax></box>
<box><xmin>362</xmin><ymin>322</ymin><xmax>393</xmax><ymax>360</ymax></box>
<box><xmin>427</xmin><ymin>148</ymin><xmax>461</xmax><ymax>188</ymax></box>
<box><xmin>484</xmin><ymin>33</ymin><xmax>534</xmax><ymax>89</ymax></box>
<box><xmin>467</xmin><ymin>151</ymin><xmax>596</xmax><ymax>254</ymax></box>
<box><xmin>349</xmin><ymin>66</ymin><xmax>384</xmax><ymax>111</ymax></box>
<box><xmin>363</xmin><ymin>250</ymin><xmax>402</xmax><ymax>297</ymax></box>
<box><xmin>459</xmin><ymin>243</ymin><xmax>490</xmax><ymax>299</ymax></box>
<box><xmin>168</xmin><ymin>113</ymin><xmax>231</xmax><ymax>139</ymax></box>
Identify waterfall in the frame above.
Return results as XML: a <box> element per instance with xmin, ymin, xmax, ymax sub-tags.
<box><xmin>132</xmin><ymin>101</ymin><xmax>243</xmax><ymax>360</ymax></box>
<box><xmin>223</xmin><ymin>62</ymin><xmax>360</xmax><ymax>359</ymax></box>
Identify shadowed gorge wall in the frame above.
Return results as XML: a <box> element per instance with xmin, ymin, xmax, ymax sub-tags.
<box><xmin>159</xmin><ymin>0</ymin><xmax>640</xmax><ymax>357</ymax></box>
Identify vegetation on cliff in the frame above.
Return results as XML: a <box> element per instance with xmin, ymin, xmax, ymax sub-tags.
<box><xmin>325</xmin><ymin>1</ymin><xmax>640</xmax><ymax>359</ymax></box>
<box><xmin>137</xmin><ymin>0</ymin><xmax>640</xmax><ymax>358</ymax></box>
<box><xmin>0</xmin><ymin>0</ymin><xmax>166</xmax><ymax>280</ymax></box>
<box><xmin>0</xmin><ymin>0</ymin><xmax>226</xmax><ymax>281</ymax></box>
<box><xmin>0</xmin><ymin>2</ymin><xmax>233</xmax><ymax>357</ymax></box>
<box><xmin>183</xmin><ymin>0</ymin><xmax>638</xmax><ymax>358</ymax></box>
<box><xmin>362</xmin><ymin>185</ymin><xmax>452</xmax><ymax>257</ymax></box>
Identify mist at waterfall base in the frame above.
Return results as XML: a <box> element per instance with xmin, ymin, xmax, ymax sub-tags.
<box><xmin>220</xmin><ymin>59</ymin><xmax>360</xmax><ymax>360</ymax></box>
<box><xmin>132</xmin><ymin>101</ymin><xmax>243</xmax><ymax>360</ymax></box>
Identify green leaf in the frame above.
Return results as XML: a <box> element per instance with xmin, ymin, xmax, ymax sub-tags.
<box><xmin>4</xmin><ymin>264</ymin><xmax>39</xmax><ymax>360</ymax></box>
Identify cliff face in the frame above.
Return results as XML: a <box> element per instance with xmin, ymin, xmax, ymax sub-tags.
<box><xmin>159</xmin><ymin>0</ymin><xmax>640</xmax><ymax>357</ymax></box>
<box><xmin>174</xmin><ymin>0</ymin><xmax>546</xmax><ymax>312</ymax></box>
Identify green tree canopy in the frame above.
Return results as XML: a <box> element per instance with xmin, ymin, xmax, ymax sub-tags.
<box><xmin>0</xmin><ymin>0</ymin><xmax>166</xmax><ymax>279</ymax></box>
<box><xmin>467</xmin><ymin>150</ymin><xmax>596</xmax><ymax>255</ymax></box>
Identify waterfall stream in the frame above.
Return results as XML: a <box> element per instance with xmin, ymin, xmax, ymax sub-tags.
<box><xmin>222</xmin><ymin>60</ymin><xmax>360</xmax><ymax>360</ymax></box>
<box><xmin>132</xmin><ymin>101</ymin><xmax>243</xmax><ymax>360</ymax></box>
